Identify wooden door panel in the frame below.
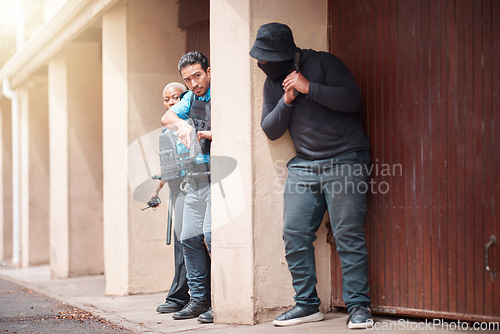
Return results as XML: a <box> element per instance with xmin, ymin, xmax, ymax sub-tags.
<box><xmin>328</xmin><ymin>0</ymin><xmax>499</xmax><ymax>321</ymax></box>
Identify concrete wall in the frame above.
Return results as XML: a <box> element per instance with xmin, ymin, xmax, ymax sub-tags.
<box><xmin>67</xmin><ymin>41</ymin><xmax>104</xmax><ymax>275</ymax></box>
<box><xmin>18</xmin><ymin>87</ymin><xmax>29</xmax><ymax>268</ymax></box>
<box><xmin>211</xmin><ymin>0</ymin><xmax>330</xmax><ymax>324</ymax></box>
<box><xmin>17</xmin><ymin>76</ymin><xmax>50</xmax><ymax>268</ymax></box>
<box><xmin>210</xmin><ymin>0</ymin><xmax>255</xmax><ymax>324</ymax></box>
<box><xmin>102</xmin><ymin>0</ymin><xmax>187</xmax><ymax>295</ymax></box>
<box><xmin>48</xmin><ymin>40</ymin><xmax>104</xmax><ymax>278</ymax></box>
<box><xmin>27</xmin><ymin>76</ymin><xmax>50</xmax><ymax>266</ymax></box>
<box><xmin>251</xmin><ymin>1</ymin><xmax>333</xmax><ymax>321</ymax></box>
<box><xmin>0</xmin><ymin>99</ymin><xmax>12</xmax><ymax>263</ymax></box>
<box><xmin>48</xmin><ymin>52</ymin><xmax>70</xmax><ymax>277</ymax></box>
<box><xmin>0</xmin><ymin>101</ymin><xmax>3</xmax><ymax>261</ymax></box>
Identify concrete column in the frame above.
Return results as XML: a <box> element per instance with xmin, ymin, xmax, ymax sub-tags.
<box><xmin>102</xmin><ymin>0</ymin><xmax>186</xmax><ymax>295</ymax></box>
<box><xmin>48</xmin><ymin>53</ymin><xmax>69</xmax><ymax>277</ymax></box>
<box><xmin>210</xmin><ymin>0</ymin><xmax>330</xmax><ymax>324</ymax></box>
<box><xmin>48</xmin><ymin>41</ymin><xmax>103</xmax><ymax>278</ymax></box>
<box><xmin>0</xmin><ymin>100</ymin><xmax>3</xmax><ymax>262</ymax></box>
<box><xmin>17</xmin><ymin>76</ymin><xmax>50</xmax><ymax>268</ymax></box>
<box><xmin>17</xmin><ymin>87</ymin><xmax>29</xmax><ymax>268</ymax></box>
<box><xmin>0</xmin><ymin>98</ymin><xmax>12</xmax><ymax>263</ymax></box>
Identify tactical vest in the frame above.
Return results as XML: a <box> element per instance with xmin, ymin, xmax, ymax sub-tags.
<box><xmin>189</xmin><ymin>94</ymin><xmax>211</xmax><ymax>155</ymax></box>
<box><xmin>157</xmin><ymin>93</ymin><xmax>211</xmax><ymax>193</ymax></box>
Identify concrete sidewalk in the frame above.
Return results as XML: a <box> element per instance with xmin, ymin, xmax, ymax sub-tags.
<box><xmin>0</xmin><ymin>265</ymin><xmax>496</xmax><ymax>334</ymax></box>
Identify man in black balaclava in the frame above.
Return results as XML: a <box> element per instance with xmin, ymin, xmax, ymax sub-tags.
<box><xmin>250</xmin><ymin>22</ymin><xmax>373</xmax><ymax>329</ymax></box>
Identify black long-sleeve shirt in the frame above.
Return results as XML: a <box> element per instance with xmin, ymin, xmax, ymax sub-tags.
<box><xmin>261</xmin><ymin>49</ymin><xmax>371</xmax><ymax>160</ymax></box>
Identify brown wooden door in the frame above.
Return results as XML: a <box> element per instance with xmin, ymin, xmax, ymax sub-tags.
<box><xmin>328</xmin><ymin>0</ymin><xmax>499</xmax><ymax>321</ymax></box>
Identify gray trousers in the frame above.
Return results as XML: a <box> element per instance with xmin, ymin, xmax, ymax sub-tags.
<box><xmin>180</xmin><ymin>180</ymin><xmax>211</xmax><ymax>302</ymax></box>
<box><xmin>282</xmin><ymin>150</ymin><xmax>371</xmax><ymax>311</ymax></box>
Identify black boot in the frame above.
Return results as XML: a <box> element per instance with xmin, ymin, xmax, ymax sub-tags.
<box><xmin>156</xmin><ymin>300</ymin><xmax>187</xmax><ymax>313</ymax></box>
<box><xmin>172</xmin><ymin>300</ymin><xmax>210</xmax><ymax>320</ymax></box>
<box><xmin>197</xmin><ymin>307</ymin><xmax>213</xmax><ymax>323</ymax></box>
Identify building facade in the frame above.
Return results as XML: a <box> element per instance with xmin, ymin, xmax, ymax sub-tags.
<box><xmin>1</xmin><ymin>0</ymin><xmax>498</xmax><ymax>325</ymax></box>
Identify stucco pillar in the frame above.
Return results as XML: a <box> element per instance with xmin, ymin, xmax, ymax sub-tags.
<box><xmin>17</xmin><ymin>76</ymin><xmax>50</xmax><ymax>268</ymax></box>
<box><xmin>48</xmin><ymin>41</ymin><xmax>104</xmax><ymax>278</ymax></box>
<box><xmin>210</xmin><ymin>0</ymin><xmax>330</xmax><ymax>324</ymax></box>
<box><xmin>17</xmin><ymin>87</ymin><xmax>29</xmax><ymax>268</ymax></box>
<box><xmin>0</xmin><ymin>98</ymin><xmax>12</xmax><ymax>263</ymax></box>
<box><xmin>102</xmin><ymin>0</ymin><xmax>186</xmax><ymax>295</ymax></box>
<box><xmin>0</xmin><ymin>100</ymin><xmax>3</xmax><ymax>262</ymax></box>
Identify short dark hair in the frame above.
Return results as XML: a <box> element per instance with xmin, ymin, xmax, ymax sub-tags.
<box><xmin>178</xmin><ymin>51</ymin><xmax>209</xmax><ymax>73</ymax></box>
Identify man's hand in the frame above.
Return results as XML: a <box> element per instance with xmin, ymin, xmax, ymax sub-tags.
<box><xmin>178</xmin><ymin>121</ymin><xmax>195</xmax><ymax>148</ymax></box>
<box><xmin>283</xmin><ymin>87</ymin><xmax>296</xmax><ymax>105</ymax></box>
<box><xmin>282</xmin><ymin>71</ymin><xmax>310</xmax><ymax>104</ymax></box>
<box><xmin>198</xmin><ymin>131</ymin><xmax>212</xmax><ymax>141</ymax></box>
<box><xmin>166</xmin><ymin>120</ymin><xmax>194</xmax><ymax>148</ymax></box>
<box><xmin>149</xmin><ymin>192</ymin><xmax>158</xmax><ymax>201</ymax></box>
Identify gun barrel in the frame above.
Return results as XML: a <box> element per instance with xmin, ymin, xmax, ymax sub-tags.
<box><xmin>293</xmin><ymin>51</ymin><xmax>301</xmax><ymax>72</ymax></box>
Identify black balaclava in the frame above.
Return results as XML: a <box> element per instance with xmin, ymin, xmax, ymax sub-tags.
<box><xmin>258</xmin><ymin>58</ymin><xmax>294</xmax><ymax>82</ymax></box>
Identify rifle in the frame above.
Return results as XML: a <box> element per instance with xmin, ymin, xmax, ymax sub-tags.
<box><xmin>149</xmin><ymin>125</ymin><xmax>209</xmax><ymax>245</ymax></box>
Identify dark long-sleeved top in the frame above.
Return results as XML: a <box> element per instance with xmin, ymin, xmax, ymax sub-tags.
<box><xmin>261</xmin><ymin>49</ymin><xmax>371</xmax><ymax>160</ymax></box>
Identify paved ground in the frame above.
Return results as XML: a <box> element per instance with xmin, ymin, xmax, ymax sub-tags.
<box><xmin>1</xmin><ymin>265</ymin><xmax>499</xmax><ymax>333</ymax></box>
<box><xmin>0</xmin><ymin>277</ymin><xmax>133</xmax><ymax>333</ymax></box>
